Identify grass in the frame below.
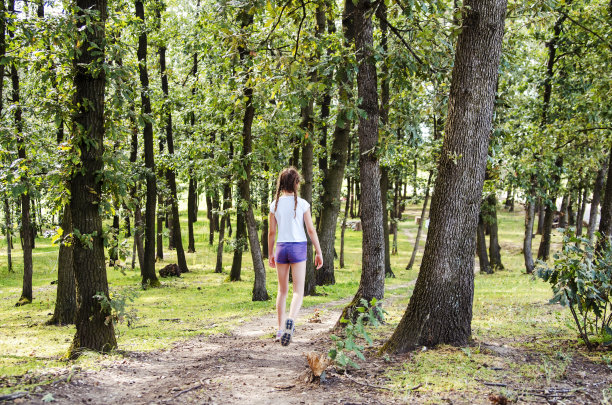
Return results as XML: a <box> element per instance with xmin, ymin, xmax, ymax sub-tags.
<box><xmin>0</xmin><ymin>203</ymin><xmax>416</xmax><ymax>393</ymax></box>
<box><xmin>1</xmin><ymin>202</ymin><xmax>607</xmax><ymax>400</ymax></box>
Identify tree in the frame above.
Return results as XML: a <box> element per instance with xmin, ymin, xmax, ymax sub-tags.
<box><xmin>68</xmin><ymin>0</ymin><xmax>117</xmax><ymax>356</ymax></box>
<box><xmin>136</xmin><ymin>0</ymin><xmax>160</xmax><ymax>287</ymax></box>
<box><xmin>9</xmin><ymin>0</ymin><xmax>33</xmax><ymax>307</ymax></box>
<box><xmin>383</xmin><ymin>0</ymin><xmax>508</xmax><ymax>352</ymax></box>
<box><xmin>339</xmin><ymin>0</ymin><xmax>385</xmax><ymax>321</ymax></box>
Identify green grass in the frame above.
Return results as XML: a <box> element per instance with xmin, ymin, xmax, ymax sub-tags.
<box><xmin>0</xmin><ymin>204</ymin><xmax>418</xmax><ymax>392</ymax></box>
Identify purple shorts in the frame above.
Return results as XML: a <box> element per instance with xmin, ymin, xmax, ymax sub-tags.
<box><xmin>275</xmin><ymin>242</ymin><xmax>307</xmax><ymax>264</ymax></box>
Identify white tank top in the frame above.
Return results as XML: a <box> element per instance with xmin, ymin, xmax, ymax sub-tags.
<box><xmin>269</xmin><ymin>196</ymin><xmax>310</xmax><ymax>242</ymax></box>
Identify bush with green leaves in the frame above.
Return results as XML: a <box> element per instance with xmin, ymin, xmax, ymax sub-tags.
<box><xmin>536</xmin><ymin>230</ymin><xmax>612</xmax><ymax>350</ymax></box>
<box><xmin>328</xmin><ymin>298</ymin><xmax>385</xmax><ymax>370</ymax></box>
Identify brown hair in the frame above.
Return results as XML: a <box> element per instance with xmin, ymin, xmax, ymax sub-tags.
<box><xmin>273</xmin><ymin>167</ymin><xmax>301</xmax><ymax>218</ymax></box>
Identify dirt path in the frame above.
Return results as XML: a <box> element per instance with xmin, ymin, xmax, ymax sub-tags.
<box><xmin>20</xmin><ymin>293</ymin><xmax>408</xmax><ymax>405</ymax></box>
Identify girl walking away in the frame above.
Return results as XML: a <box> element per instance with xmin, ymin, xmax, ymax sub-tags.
<box><xmin>268</xmin><ymin>167</ymin><xmax>323</xmax><ymax>346</ymax></box>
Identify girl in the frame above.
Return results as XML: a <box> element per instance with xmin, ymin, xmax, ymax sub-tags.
<box><xmin>268</xmin><ymin>167</ymin><xmax>323</xmax><ymax>346</ymax></box>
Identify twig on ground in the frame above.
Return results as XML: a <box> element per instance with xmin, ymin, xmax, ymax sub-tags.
<box><xmin>342</xmin><ymin>373</ymin><xmax>394</xmax><ymax>391</ymax></box>
<box><xmin>476</xmin><ymin>379</ymin><xmax>507</xmax><ymax>387</ymax></box>
<box><xmin>171</xmin><ymin>380</ymin><xmax>204</xmax><ymax>399</ymax></box>
<box><xmin>0</xmin><ymin>392</ymin><xmax>27</xmax><ymax>402</ymax></box>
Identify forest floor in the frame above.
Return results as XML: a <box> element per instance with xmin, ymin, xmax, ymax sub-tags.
<box><xmin>7</xmin><ymin>276</ymin><xmax>612</xmax><ymax>405</ymax></box>
<box><xmin>2</xmin><ymin>208</ymin><xmax>612</xmax><ymax>404</ymax></box>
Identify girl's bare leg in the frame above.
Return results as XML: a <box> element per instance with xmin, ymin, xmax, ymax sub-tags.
<box><xmin>276</xmin><ymin>263</ymin><xmax>290</xmax><ymax>330</ymax></box>
<box><xmin>288</xmin><ymin>260</ymin><xmax>306</xmax><ymax>320</ymax></box>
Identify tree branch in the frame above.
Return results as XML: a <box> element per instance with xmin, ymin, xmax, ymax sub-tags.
<box><xmin>560</xmin><ymin>11</ymin><xmax>612</xmax><ymax>51</ymax></box>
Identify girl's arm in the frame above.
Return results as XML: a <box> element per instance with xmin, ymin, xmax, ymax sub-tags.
<box><xmin>268</xmin><ymin>213</ymin><xmax>277</xmax><ymax>268</ymax></box>
<box><xmin>304</xmin><ymin>209</ymin><xmax>323</xmax><ymax>269</ymax></box>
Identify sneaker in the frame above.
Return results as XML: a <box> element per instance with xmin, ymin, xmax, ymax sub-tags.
<box><xmin>281</xmin><ymin>318</ymin><xmax>295</xmax><ymax>346</ymax></box>
<box><xmin>274</xmin><ymin>330</ymin><xmax>282</xmax><ymax>342</ymax></box>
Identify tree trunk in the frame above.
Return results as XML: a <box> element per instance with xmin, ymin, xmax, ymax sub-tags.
<box><xmin>559</xmin><ymin>194</ymin><xmax>569</xmax><ymax>229</ymax></box>
<box><xmin>230</xmin><ymin>206</ymin><xmax>246</xmax><ymax>281</ymax></box>
<box><xmin>234</xmin><ymin>10</ymin><xmax>268</xmax><ymax>301</ymax></box>
<box><xmin>538</xmin><ymin>156</ymin><xmax>563</xmax><ymax>261</ymax></box>
<box><xmin>391</xmin><ymin>179</ymin><xmax>400</xmax><ymax>255</ymax></box>
<box><xmin>315</xmin><ymin>9</ymin><xmax>354</xmax><ymax>286</ymax></box>
<box><xmin>381</xmin><ymin>168</ymin><xmax>394</xmax><ymax>278</ymax></box>
<box><xmin>383</xmin><ymin>0</ymin><xmax>507</xmax><ymax>353</ymax></box>
<box><xmin>47</xmin><ymin>205</ymin><xmax>76</xmax><ymax>325</ymax></box>
<box><xmin>4</xmin><ymin>199</ymin><xmax>12</xmax><ymax>273</ymax></box>
<box><xmin>187</xmin><ymin>175</ymin><xmax>196</xmax><ymax>252</ymax></box>
<box><xmin>406</xmin><ymin>172</ymin><xmax>432</xmax><ymax>271</ymax></box>
<box><xmin>568</xmin><ymin>193</ymin><xmax>575</xmax><ymax>226</ymax></box>
<box><xmin>68</xmin><ymin>0</ymin><xmax>117</xmax><ymax>356</ymax></box>
<box><xmin>206</xmin><ymin>193</ymin><xmax>214</xmax><ymax>245</ymax></box>
<box><xmin>524</xmin><ymin>193</ymin><xmax>536</xmax><ymax>274</ymax></box>
<box><xmin>260</xmin><ymin>175</ymin><xmax>269</xmax><ymax>259</ymax></box>
<box><xmin>340</xmin><ymin>0</ymin><xmax>385</xmax><ymax>322</ymax></box>
<box><xmin>9</xmin><ymin>0</ymin><xmax>32</xmax><ymax>306</ymax></box>
<box><xmin>487</xmin><ymin>193</ymin><xmax>504</xmax><ymax>270</ymax></box>
<box><xmin>536</xmin><ymin>198</ymin><xmax>544</xmax><ymax>235</ymax></box>
<box><xmin>158</xmin><ymin>29</ymin><xmax>188</xmax><ymax>273</ymax></box>
<box><xmin>136</xmin><ymin>0</ymin><xmax>159</xmax><ymax>287</ymax></box>
<box><xmin>301</xmin><ymin>103</ymin><xmax>316</xmax><ymax>296</ymax></box>
<box><xmin>215</xmin><ymin>182</ymin><xmax>231</xmax><ymax>273</ymax></box>
<box><xmin>156</xmin><ymin>194</ymin><xmax>164</xmax><ymax>260</ymax></box>
<box><xmin>339</xmin><ymin>177</ymin><xmax>351</xmax><ymax>269</ymax></box>
<box><xmin>476</xmin><ymin>210</ymin><xmax>491</xmax><ymax>274</ymax></box>
<box><xmin>596</xmin><ymin>143</ymin><xmax>612</xmax><ymax>254</ymax></box>
<box><xmin>108</xmin><ymin>209</ymin><xmax>120</xmax><ymax>266</ymax></box>
<box><xmin>588</xmin><ymin>156</ymin><xmax>608</xmax><ymax>241</ymax></box>
<box><xmin>575</xmin><ymin>187</ymin><xmax>587</xmax><ymax>237</ymax></box>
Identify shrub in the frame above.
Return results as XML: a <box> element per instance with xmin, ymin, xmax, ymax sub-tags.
<box><xmin>536</xmin><ymin>230</ymin><xmax>612</xmax><ymax>350</ymax></box>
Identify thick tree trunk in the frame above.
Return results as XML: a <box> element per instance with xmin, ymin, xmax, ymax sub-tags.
<box><xmin>9</xmin><ymin>0</ymin><xmax>32</xmax><ymax>306</ymax></box>
<box><xmin>136</xmin><ymin>0</ymin><xmax>159</xmax><ymax>287</ymax></box>
<box><xmin>68</xmin><ymin>0</ymin><xmax>117</xmax><ymax>356</ymax></box>
<box><xmin>588</xmin><ymin>156</ymin><xmax>609</xmax><ymax>241</ymax></box>
<box><xmin>476</xmin><ymin>211</ymin><xmax>491</xmax><ymax>274</ymax></box>
<box><xmin>156</xmin><ymin>194</ymin><xmax>164</xmax><ymax>259</ymax></box>
<box><xmin>340</xmin><ymin>0</ymin><xmax>385</xmax><ymax>322</ymax></box>
<box><xmin>315</xmin><ymin>0</ymin><xmax>354</xmax><ymax>286</ymax></box>
<box><xmin>406</xmin><ymin>172</ymin><xmax>432</xmax><ymax>271</ymax></box>
<box><xmin>596</xmin><ymin>143</ymin><xmax>612</xmax><ymax>254</ymax></box>
<box><xmin>524</xmin><ymin>194</ymin><xmax>536</xmax><ymax>274</ymax></box>
<box><xmin>47</xmin><ymin>205</ymin><xmax>76</xmax><ymax>325</ymax></box>
<box><xmin>260</xmin><ymin>173</ymin><xmax>269</xmax><ymax>260</ymax></box>
<box><xmin>383</xmin><ymin>0</ymin><xmax>507</xmax><ymax>353</ymax></box>
<box><xmin>487</xmin><ymin>193</ymin><xmax>504</xmax><ymax>270</ymax></box>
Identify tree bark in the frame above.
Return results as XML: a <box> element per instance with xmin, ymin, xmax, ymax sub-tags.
<box><xmin>536</xmin><ymin>198</ymin><xmax>544</xmax><ymax>235</ymax></box>
<box><xmin>476</xmin><ymin>210</ymin><xmax>491</xmax><ymax>274</ymax></box>
<box><xmin>383</xmin><ymin>0</ymin><xmax>507</xmax><ymax>353</ymax></box>
<box><xmin>406</xmin><ymin>172</ymin><xmax>432</xmax><ymax>271</ymax></box>
<box><xmin>47</xmin><ymin>205</ymin><xmax>76</xmax><ymax>325</ymax></box>
<box><xmin>187</xmin><ymin>175</ymin><xmax>196</xmax><ymax>252</ymax></box>
<box><xmin>158</xmin><ymin>27</ymin><xmax>188</xmax><ymax>273</ymax></box>
<box><xmin>575</xmin><ymin>187</ymin><xmax>587</xmax><ymax>237</ymax></box>
<box><xmin>559</xmin><ymin>193</ymin><xmax>569</xmax><ymax>229</ymax></box>
<box><xmin>487</xmin><ymin>193</ymin><xmax>504</xmax><ymax>270</ymax></box>
<box><xmin>339</xmin><ymin>176</ymin><xmax>351</xmax><ymax>269</ymax></box>
<box><xmin>67</xmin><ymin>0</ymin><xmax>116</xmax><ymax>356</ymax></box>
<box><xmin>538</xmin><ymin>156</ymin><xmax>563</xmax><ymax>261</ymax></box>
<box><xmin>215</xmin><ymin>182</ymin><xmax>231</xmax><ymax>273</ymax></box>
<box><xmin>230</xmin><ymin>206</ymin><xmax>245</xmax><ymax>281</ymax></box>
<box><xmin>340</xmin><ymin>0</ymin><xmax>385</xmax><ymax>322</ymax></box>
<box><xmin>524</xmin><ymin>191</ymin><xmax>536</xmax><ymax>274</ymax></box>
<box><xmin>596</xmin><ymin>143</ymin><xmax>612</xmax><ymax>254</ymax></box>
<box><xmin>301</xmin><ymin>103</ymin><xmax>316</xmax><ymax>296</ymax></box>
<box><xmin>136</xmin><ymin>0</ymin><xmax>159</xmax><ymax>287</ymax></box>
<box><xmin>315</xmin><ymin>0</ymin><xmax>354</xmax><ymax>286</ymax></box>
<box><xmin>4</xmin><ymin>199</ymin><xmax>12</xmax><ymax>273</ymax></box>
<box><xmin>588</xmin><ymin>156</ymin><xmax>608</xmax><ymax>241</ymax></box>
<box><xmin>9</xmin><ymin>0</ymin><xmax>32</xmax><ymax>306</ymax></box>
